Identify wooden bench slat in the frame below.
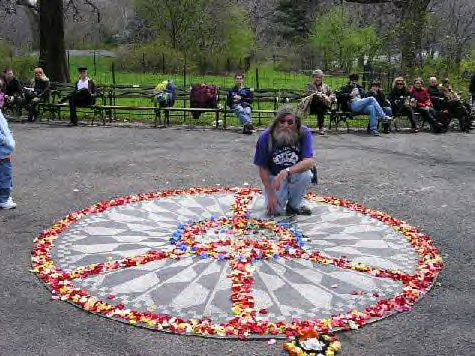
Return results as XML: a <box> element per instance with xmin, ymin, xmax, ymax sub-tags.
<box><xmin>100</xmin><ymin>106</ymin><xmax>158</xmax><ymax>110</ymax></box>
<box><xmin>164</xmin><ymin>107</ymin><xmax>219</xmax><ymax>112</ymax></box>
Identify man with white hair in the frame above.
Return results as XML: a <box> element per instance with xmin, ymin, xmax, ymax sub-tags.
<box><xmin>427</xmin><ymin>76</ymin><xmax>445</xmax><ymax>111</ymax></box>
<box><xmin>253</xmin><ymin>106</ymin><xmax>315</xmax><ymax>216</ymax></box>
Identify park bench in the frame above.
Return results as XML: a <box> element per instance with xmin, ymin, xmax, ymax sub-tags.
<box><xmin>162</xmin><ymin>86</ymin><xmax>282</xmax><ymax>128</ymax></box>
<box><xmin>164</xmin><ymin>107</ymin><xmax>221</xmax><ymax>127</ymax></box>
<box><xmin>98</xmin><ymin>84</ymin><xmax>162</xmax><ymax>126</ymax></box>
<box><xmin>220</xmin><ymin>88</ymin><xmax>281</xmax><ymax>128</ymax></box>
<box><xmin>37</xmin><ymin>82</ymin><xmax>105</xmax><ymax>124</ymax></box>
<box><xmin>160</xmin><ymin>86</ymin><xmax>199</xmax><ymax>126</ymax></box>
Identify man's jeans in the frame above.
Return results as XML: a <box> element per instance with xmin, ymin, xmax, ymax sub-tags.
<box><xmin>350</xmin><ymin>97</ymin><xmax>386</xmax><ymax>131</ymax></box>
<box><xmin>265</xmin><ymin>170</ymin><xmax>312</xmax><ymax>214</ymax></box>
<box><xmin>233</xmin><ymin>105</ymin><xmax>251</xmax><ymax>125</ymax></box>
<box><xmin>0</xmin><ymin>159</ymin><xmax>13</xmax><ymax>204</ymax></box>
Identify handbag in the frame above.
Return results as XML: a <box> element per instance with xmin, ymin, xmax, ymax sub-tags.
<box><xmin>311</xmin><ymin>166</ymin><xmax>318</xmax><ymax>185</ymax></box>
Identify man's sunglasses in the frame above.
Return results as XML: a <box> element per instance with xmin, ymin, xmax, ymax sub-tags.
<box><xmin>279</xmin><ymin>118</ymin><xmax>295</xmax><ymax>125</ymax></box>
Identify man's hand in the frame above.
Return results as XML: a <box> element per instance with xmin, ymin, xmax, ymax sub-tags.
<box><xmin>267</xmin><ymin>190</ymin><xmax>279</xmax><ymax>215</ymax></box>
<box><xmin>233</xmin><ymin>94</ymin><xmax>241</xmax><ymax>102</ymax></box>
<box><xmin>2</xmin><ymin>154</ymin><xmax>12</xmax><ymax>162</ymax></box>
<box><xmin>272</xmin><ymin>168</ymin><xmax>289</xmax><ymax>191</ymax></box>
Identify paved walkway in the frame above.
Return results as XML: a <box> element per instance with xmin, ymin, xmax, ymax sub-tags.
<box><xmin>1</xmin><ymin>123</ymin><xmax>473</xmax><ymax>355</ymax></box>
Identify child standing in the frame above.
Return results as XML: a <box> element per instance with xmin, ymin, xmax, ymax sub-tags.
<box><xmin>0</xmin><ymin>110</ymin><xmax>16</xmax><ymax>209</ymax></box>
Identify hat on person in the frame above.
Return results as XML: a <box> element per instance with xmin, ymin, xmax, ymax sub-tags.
<box><xmin>78</xmin><ymin>66</ymin><xmax>88</xmax><ymax>72</ymax></box>
<box><xmin>312</xmin><ymin>69</ymin><xmax>324</xmax><ymax>77</ymax></box>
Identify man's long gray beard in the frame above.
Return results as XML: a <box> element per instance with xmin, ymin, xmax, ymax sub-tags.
<box><xmin>272</xmin><ymin>128</ymin><xmax>299</xmax><ymax>147</ymax></box>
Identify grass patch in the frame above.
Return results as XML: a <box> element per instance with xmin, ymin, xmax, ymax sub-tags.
<box><xmin>68</xmin><ymin>56</ymin><xmax>348</xmax><ymax>90</ymax></box>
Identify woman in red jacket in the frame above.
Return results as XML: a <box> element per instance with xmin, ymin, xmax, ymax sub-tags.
<box><xmin>410</xmin><ymin>78</ymin><xmax>446</xmax><ymax>133</ymax></box>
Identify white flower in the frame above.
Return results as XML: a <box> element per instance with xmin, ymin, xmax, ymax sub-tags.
<box><xmin>301</xmin><ymin>338</ymin><xmax>325</xmax><ymax>351</ymax></box>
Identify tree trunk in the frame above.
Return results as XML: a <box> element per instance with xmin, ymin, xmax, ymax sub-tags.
<box><xmin>39</xmin><ymin>0</ymin><xmax>69</xmax><ymax>82</ymax></box>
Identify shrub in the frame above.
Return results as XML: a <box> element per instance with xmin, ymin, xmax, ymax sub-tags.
<box><xmin>0</xmin><ymin>41</ymin><xmax>39</xmax><ymax>81</ymax></box>
<box><xmin>114</xmin><ymin>41</ymin><xmax>186</xmax><ymax>74</ymax></box>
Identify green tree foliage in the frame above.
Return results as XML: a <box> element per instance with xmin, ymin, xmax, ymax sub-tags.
<box><xmin>0</xmin><ymin>39</ymin><xmax>37</xmax><ymax>80</ymax></box>
<box><xmin>192</xmin><ymin>2</ymin><xmax>255</xmax><ymax>71</ymax></box>
<box><xmin>133</xmin><ymin>0</ymin><xmax>200</xmax><ymax>50</ymax></box>
<box><xmin>273</xmin><ymin>0</ymin><xmax>318</xmax><ymax>43</ymax></box>
<box><xmin>308</xmin><ymin>6</ymin><xmax>380</xmax><ymax>71</ymax></box>
<box><xmin>133</xmin><ymin>0</ymin><xmax>254</xmax><ymax>71</ymax></box>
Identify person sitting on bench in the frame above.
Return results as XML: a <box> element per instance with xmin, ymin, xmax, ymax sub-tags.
<box><xmin>24</xmin><ymin>67</ymin><xmax>50</xmax><ymax>122</ymax></box>
<box><xmin>427</xmin><ymin>77</ymin><xmax>445</xmax><ymax>111</ymax></box>
<box><xmin>0</xmin><ymin>78</ymin><xmax>5</xmax><ymax>110</ymax></box>
<box><xmin>338</xmin><ymin>73</ymin><xmax>391</xmax><ymax>136</ymax></box>
<box><xmin>2</xmin><ymin>68</ymin><xmax>24</xmax><ymax>112</ymax></box>
<box><xmin>367</xmin><ymin>80</ymin><xmax>392</xmax><ymax>133</ymax></box>
<box><xmin>410</xmin><ymin>77</ymin><xmax>446</xmax><ymax>133</ymax></box>
<box><xmin>305</xmin><ymin>69</ymin><xmax>334</xmax><ymax>135</ymax></box>
<box><xmin>439</xmin><ymin>78</ymin><xmax>472</xmax><ymax>132</ymax></box>
<box><xmin>62</xmin><ymin>66</ymin><xmax>97</xmax><ymax>126</ymax></box>
<box><xmin>227</xmin><ymin>73</ymin><xmax>254</xmax><ymax>134</ymax></box>
<box><xmin>388</xmin><ymin>77</ymin><xmax>419</xmax><ymax>133</ymax></box>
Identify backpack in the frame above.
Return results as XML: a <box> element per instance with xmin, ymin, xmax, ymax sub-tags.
<box><xmin>190</xmin><ymin>84</ymin><xmax>219</xmax><ymax>108</ymax></box>
<box><xmin>153</xmin><ymin>80</ymin><xmax>176</xmax><ymax>107</ymax></box>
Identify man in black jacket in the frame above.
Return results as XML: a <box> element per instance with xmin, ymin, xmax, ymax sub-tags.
<box><xmin>63</xmin><ymin>67</ymin><xmax>98</xmax><ymax>126</ymax></box>
<box><xmin>427</xmin><ymin>76</ymin><xmax>445</xmax><ymax>111</ymax></box>
<box><xmin>2</xmin><ymin>68</ymin><xmax>23</xmax><ymax>111</ymax></box>
<box><xmin>367</xmin><ymin>80</ymin><xmax>392</xmax><ymax>133</ymax></box>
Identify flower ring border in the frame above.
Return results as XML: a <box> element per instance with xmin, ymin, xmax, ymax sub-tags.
<box><xmin>31</xmin><ymin>186</ymin><xmax>443</xmax><ymax>341</ymax></box>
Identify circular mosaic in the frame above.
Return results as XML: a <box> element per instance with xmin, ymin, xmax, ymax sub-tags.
<box><xmin>32</xmin><ymin>187</ymin><xmax>443</xmax><ymax>339</ymax></box>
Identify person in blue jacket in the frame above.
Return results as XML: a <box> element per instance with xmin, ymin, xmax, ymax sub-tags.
<box><xmin>0</xmin><ymin>110</ymin><xmax>16</xmax><ymax>209</ymax></box>
<box><xmin>227</xmin><ymin>73</ymin><xmax>254</xmax><ymax>134</ymax></box>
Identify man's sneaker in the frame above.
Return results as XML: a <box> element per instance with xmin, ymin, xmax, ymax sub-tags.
<box><xmin>370</xmin><ymin>129</ymin><xmax>380</xmax><ymax>136</ymax></box>
<box><xmin>317</xmin><ymin>127</ymin><xmax>325</xmax><ymax>135</ymax></box>
<box><xmin>0</xmin><ymin>197</ymin><xmax>17</xmax><ymax>210</ymax></box>
<box><xmin>286</xmin><ymin>203</ymin><xmax>312</xmax><ymax>216</ymax></box>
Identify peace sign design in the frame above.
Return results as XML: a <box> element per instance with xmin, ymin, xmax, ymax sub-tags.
<box><xmin>32</xmin><ymin>187</ymin><xmax>443</xmax><ymax>339</ymax></box>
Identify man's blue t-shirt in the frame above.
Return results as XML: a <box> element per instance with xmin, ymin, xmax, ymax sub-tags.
<box><xmin>253</xmin><ymin>126</ymin><xmax>314</xmax><ymax>176</ymax></box>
